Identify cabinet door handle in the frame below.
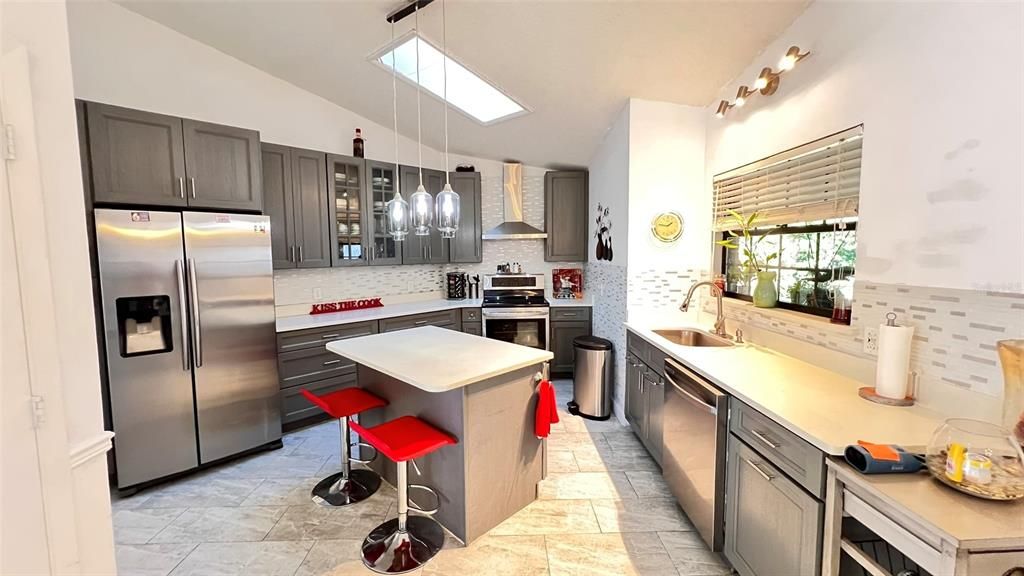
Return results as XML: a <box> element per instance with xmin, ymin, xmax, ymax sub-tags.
<box><xmin>298</xmin><ymin>245</ymin><xmax>303</xmax><ymax>262</ymax></box>
<box><xmin>414</xmin><ymin>320</ymin><xmax>428</xmax><ymax>325</ymax></box>
<box><xmin>751</xmin><ymin>429</ymin><xmax>780</xmax><ymax>449</ymax></box>
<box><xmin>320</xmin><ymin>334</ymin><xmax>340</xmax><ymax>339</ymax></box>
<box><xmin>189</xmin><ymin>177</ymin><xmax>196</xmax><ymax>199</ymax></box>
<box><xmin>562</xmin><ymin>312</ymin><xmax>577</xmax><ymax>317</ymax></box>
<box><xmin>744</xmin><ymin>458</ymin><xmax>775</xmax><ymax>482</ymax></box>
<box><xmin>177</xmin><ymin>177</ymin><xmax>185</xmax><ymax>199</ymax></box>
<box><xmin>322</xmin><ymin>359</ymin><xmax>342</xmax><ymax>366</ymax></box>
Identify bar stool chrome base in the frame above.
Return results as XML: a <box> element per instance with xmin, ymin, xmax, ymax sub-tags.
<box><xmin>311</xmin><ymin>468</ymin><xmax>381</xmax><ymax>507</ymax></box>
<box><xmin>361</xmin><ymin>516</ymin><xmax>444</xmax><ymax>574</ymax></box>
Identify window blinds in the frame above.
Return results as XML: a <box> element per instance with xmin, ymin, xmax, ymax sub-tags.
<box><xmin>713</xmin><ymin>126</ymin><xmax>863</xmax><ymax>231</ymax></box>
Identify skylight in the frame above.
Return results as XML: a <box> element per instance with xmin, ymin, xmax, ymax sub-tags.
<box><xmin>371</xmin><ymin>33</ymin><xmax>528</xmax><ymax>125</ymax></box>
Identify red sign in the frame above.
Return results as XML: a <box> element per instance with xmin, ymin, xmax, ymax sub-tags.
<box><xmin>310</xmin><ymin>298</ymin><xmax>383</xmax><ymax>315</ymax></box>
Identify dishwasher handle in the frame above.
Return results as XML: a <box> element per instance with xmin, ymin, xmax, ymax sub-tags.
<box><xmin>664</xmin><ymin>358</ymin><xmax>723</xmax><ymax>416</ymax></box>
<box><xmin>665</xmin><ymin>371</ymin><xmax>717</xmax><ymax>415</ymax></box>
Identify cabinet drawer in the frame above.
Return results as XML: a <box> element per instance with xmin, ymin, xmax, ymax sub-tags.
<box><xmin>380</xmin><ymin>309</ymin><xmax>460</xmax><ymax>332</ymax></box>
<box><xmin>461</xmin><ymin>308</ymin><xmax>482</xmax><ymax>322</ymax></box>
<box><xmin>730</xmin><ymin>400</ymin><xmax>825</xmax><ymax>498</ymax></box>
<box><xmin>277</xmin><ymin>321</ymin><xmax>378</xmax><ymax>352</ymax></box>
<box><xmin>551</xmin><ymin>307</ymin><xmax>591</xmax><ymax>322</ymax></box>
<box><xmin>627</xmin><ymin>330</ymin><xmax>650</xmax><ymax>365</ymax></box>
<box><xmin>281</xmin><ymin>374</ymin><xmax>356</xmax><ymax>424</ymax></box>
<box><xmin>278</xmin><ymin>347</ymin><xmax>355</xmax><ymax>389</ymax></box>
<box><xmin>967</xmin><ymin>551</ymin><xmax>1024</xmax><ymax>575</ymax></box>
<box><xmin>463</xmin><ymin>322</ymin><xmax>482</xmax><ymax>336</ymax></box>
<box><xmin>646</xmin><ymin>345</ymin><xmax>667</xmax><ymax>378</ymax></box>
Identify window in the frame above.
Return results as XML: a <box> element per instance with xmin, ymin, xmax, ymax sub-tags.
<box><xmin>713</xmin><ymin>126</ymin><xmax>862</xmax><ymax>319</ymax></box>
<box><xmin>371</xmin><ymin>32</ymin><xmax>528</xmax><ymax>125</ymax></box>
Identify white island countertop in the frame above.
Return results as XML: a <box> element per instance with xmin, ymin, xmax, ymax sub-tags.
<box><xmin>627</xmin><ymin>321</ymin><xmax>947</xmax><ymax>456</ymax></box>
<box><xmin>327</xmin><ymin>326</ymin><xmax>554</xmax><ymax>393</ymax></box>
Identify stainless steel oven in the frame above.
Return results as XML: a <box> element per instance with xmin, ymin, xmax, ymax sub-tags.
<box><xmin>481</xmin><ymin>273</ymin><xmax>549</xmax><ymax>350</ymax></box>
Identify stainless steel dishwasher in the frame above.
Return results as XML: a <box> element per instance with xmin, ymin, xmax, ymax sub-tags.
<box><xmin>662</xmin><ymin>358</ymin><xmax>729</xmax><ymax>551</ymax></box>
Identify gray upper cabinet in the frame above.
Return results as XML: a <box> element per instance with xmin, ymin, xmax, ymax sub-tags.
<box><xmin>544</xmin><ymin>171</ymin><xmax>588</xmax><ymax>262</ymax></box>
<box><xmin>182</xmin><ymin>119</ymin><xmax>262</xmax><ymax>212</ymax></box>
<box><xmin>365</xmin><ymin>160</ymin><xmax>402</xmax><ymax>266</ymax></box>
<box><xmin>291</xmin><ymin>148</ymin><xmax>331</xmax><ymax>268</ymax></box>
<box><xmin>328</xmin><ymin>154</ymin><xmax>367</xmax><ymax>267</ymax></box>
<box><xmin>261</xmin><ymin>144</ymin><xmax>330</xmax><ymax>269</ymax></box>
<box><xmin>87</xmin><ymin>102</ymin><xmax>188</xmax><ymax>207</ymax></box>
<box><xmin>261</xmin><ymin>144</ymin><xmax>295</xmax><ymax>269</ymax></box>
<box><xmin>401</xmin><ymin>165</ymin><xmax>449</xmax><ymax>265</ymax></box>
<box><xmin>447</xmin><ymin>172</ymin><xmax>483</xmax><ymax>264</ymax></box>
<box><xmin>724</xmin><ymin>434</ymin><xmax>823</xmax><ymax>576</ymax></box>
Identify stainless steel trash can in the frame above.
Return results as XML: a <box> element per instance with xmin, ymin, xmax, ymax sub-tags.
<box><xmin>567</xmin><ymin>335</ymin><xmax>613</xmax><ymax>420</ymax></box>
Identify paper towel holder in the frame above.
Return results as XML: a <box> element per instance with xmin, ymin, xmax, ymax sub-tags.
<box><xmin>858</xmin><ymin>371</ymin><xmax>919</xmax><ymax>407</ymax></box>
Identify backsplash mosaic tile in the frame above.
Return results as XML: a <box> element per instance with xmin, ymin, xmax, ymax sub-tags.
<box><xmin>702</xmin><ymin>281</ymin><xmax>1024</xmax><ymax>399</ymax></box>
<box><xmin>627</xmin><ymin>268</ymin><xmax>701</xmax><ymax>311</ymax></box>
<box><xmin>586</xmin><ymin>261</ymin><xmax>628</xmax><ymax>420</ymax></box>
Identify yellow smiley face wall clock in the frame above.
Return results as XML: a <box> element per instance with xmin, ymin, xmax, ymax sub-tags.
<box><xmin>651</xmin><ymin>211</ymin><xmax>684</xmax><ymax>243</ymax></box>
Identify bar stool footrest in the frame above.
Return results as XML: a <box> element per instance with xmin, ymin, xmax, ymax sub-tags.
<box><xmin>350</xmin><ymin>441</ymin><xmax>378</xmax><ymax>465</ymax></box>
<box><xmin>407</xmin><ymin>484</ymin><xmax>441</xmax><ymax>516</ymax></box>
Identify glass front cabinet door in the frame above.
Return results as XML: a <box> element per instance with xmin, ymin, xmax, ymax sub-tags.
<box><xmin>328</xmin><ymin>154</ymin><xmax>367</xmax><ymax>267</ymax></box>
<box><xmin>365</xmin><ymin>160</ymin><xmax>402</xmax><ymax>266</ymax></box>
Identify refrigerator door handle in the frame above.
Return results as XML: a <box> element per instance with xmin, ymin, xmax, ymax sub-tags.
<box><xmin>187</xmin><ymin>258</ymin><xmax>203</xmax><ymax>368</ymax></box>
<box><xmin>175</xmin><ymin>259</ymin><xmax>190</xmax><ymax>371</ymax></box>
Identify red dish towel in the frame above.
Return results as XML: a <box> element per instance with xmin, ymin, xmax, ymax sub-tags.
<box><xmin>534</xmin><ymin>380</ymin><xmax>560</xmax><ymax>439</ymax></box>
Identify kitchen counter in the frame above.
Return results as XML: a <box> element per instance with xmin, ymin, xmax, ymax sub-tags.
<box><xmin>326</xmin><ymin>325</ymin><xmax>553</xmax><ymax>393</ymax></box>
<box><xmin>277</xmin><ymin>296</ymin><xmax>593</xmax><ymax>333</ymax></box>
<box><xmin>626</xmin><ymin>321</ymin><xmax>946</xmax><ymax>456</ymax></box>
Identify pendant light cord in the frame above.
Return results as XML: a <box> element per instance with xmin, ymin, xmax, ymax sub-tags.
<box><xmin>391</xmin><ymin>20</ymin><xmax>400</xmax><ymax>192</ymax></box>
<box><xmin>415</xmin><ymin>3</ymin><xmax>423</xmax><ymax>185</ymax></box>
<box><xmin>443</xmin><ymin>0</ymin><xmax>450</xmax><ymax>184</ymax></box>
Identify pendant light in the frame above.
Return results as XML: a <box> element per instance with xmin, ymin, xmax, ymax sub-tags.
<box><xmin>385</xmin><ymin>19</ymin><xmax>409</xmax><ymax>240</ymax></box>
<box><xmin>409</xmin><ymin>3</ymin><xmax>434</xmax><ymax>236</ymax></box>
<box><xmin>435</xmin><ymin>0</ymin><xmax>460</xmax><ymax>239</ymax></box>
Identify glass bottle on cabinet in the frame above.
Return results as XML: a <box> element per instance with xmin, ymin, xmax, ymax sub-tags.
<box><xmin>365</xmin><ymin>160</ymin><xmax>402</xmax><ymax>265</ymax></box>
<box><xmin>328</xmin><ymin>154</ymin><xmax>366</xmax><ymax>267</ymax></box>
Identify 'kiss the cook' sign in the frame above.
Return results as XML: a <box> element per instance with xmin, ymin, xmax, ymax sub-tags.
<box><xmin>310</xmin><ymin>298</ymin><xmax>383</xmax><ymax>315</ymax></box>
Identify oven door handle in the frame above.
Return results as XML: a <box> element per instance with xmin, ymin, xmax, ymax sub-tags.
<box><xmin>481</xmin><ymin>310</ymin><xmax>550</xmax><ymax>320</ymax></box>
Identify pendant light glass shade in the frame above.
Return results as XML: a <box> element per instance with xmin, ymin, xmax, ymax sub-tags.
<box><xmin>386</xmin><ymin>189</ymin><xmax>409</xmax><ymax>240</ymax></box>
<box><xmin>435</xmin><ymin>182</ymin><xmax>460</xmax><ymax>238</ymax></box>
<box><xmin>410</xmin><ymin>183</ymin><xmax>433</xmax><ymax>236</ymax></box>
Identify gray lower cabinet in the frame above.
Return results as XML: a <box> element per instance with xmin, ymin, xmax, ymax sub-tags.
<box><xmin>625</xmin><ymin>335</ymin><xmax>665</xmax><ymax>465</ymax></box>
<box><xmin>86</xmin><ymin>102</ymin><xmax>188</xmax><ymax>207</ymax></box>
<box><xmin>83</xmin><ymin>101</ymin><xmax>262</xmax><ymax>212</ymax></box>
<box><xmin>544</xmin><ymin>171</ymin><xmax>588</xmax><ymax>262</ymax></box>
<box><xmin>550</xmin><ymin>320</ymin><xmax>590</xmax><ymax>375</ymax></box>
<box><xmin>262</xmin><ymin>144</ymin><xmax>331</xmax><ymax>269</ymax></box>
<box><xmin>724</xmin><ymin>434</ymin><xmax>823</xmax><ymax>576</ymax></box>
<box><xmin>447</xmin><ymin>172</ymin><xmax>483</xmax><ymax>263</ymax></box>
<box><xmin>182</xmin><ymin>119</ymin><xmax>262</xmax><ymax>211</ymax></box>
<box><xmin>463</xmin><ymin>322</ymin><xmax>482</xmax><ymax>336</ymax></box>
<box><xmin>401</xmin><ymin>165</ymin><xmax>449</xmax><ymax>265</ymax></box>
<box><xmin>380</xmin><ymin>309</ymin><xmax>461</xmax><ymax>333</ymax></box>
<box><xmin>276</xmin><ymin>320</ymin><xmax>378</xmax><ymax>428</ymax></box>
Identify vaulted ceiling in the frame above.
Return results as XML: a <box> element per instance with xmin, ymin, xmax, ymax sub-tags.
<box><xmin>116</xmin><ymin>0</ymin><xmax>809</xmax><ymax>168</ymax></box>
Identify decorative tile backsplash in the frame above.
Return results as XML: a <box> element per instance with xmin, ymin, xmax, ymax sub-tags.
<box><xmin>587</xmin><ymin>261</ymin><xmax>629</xmax><ymax>420</ymax></box>
<box><xmin>703</xmin><ymin>281</ymin><xmax>1024</xmax><ymax>398</ymax></box>
<box><xmin>627</xmin><ymin>268</ymin><xmax>701</xmax><ymax>311</ymax></box>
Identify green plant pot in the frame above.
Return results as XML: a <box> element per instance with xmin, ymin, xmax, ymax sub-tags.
<box><xmin>753</xmin><ymin>271</ymin><xmax>778</xmax><ymax>308</ymax></box>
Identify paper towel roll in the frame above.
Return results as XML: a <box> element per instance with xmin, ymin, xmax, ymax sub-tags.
<box><xmin>875</xmin><ymin>323</ymin><xmax>915</xmax><ymax>399</ymax></box>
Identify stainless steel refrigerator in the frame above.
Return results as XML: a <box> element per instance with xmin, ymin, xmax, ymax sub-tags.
<box><xmin>95</xmin><ymin>208</ymin><xmax>280</xmax><ymax>489</ymax></box>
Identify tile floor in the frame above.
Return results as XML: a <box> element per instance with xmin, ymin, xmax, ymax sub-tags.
<box><xmin>112</xmin><ymin>380</ymin><xmax>734</xmax><ymax>575</ymax></box>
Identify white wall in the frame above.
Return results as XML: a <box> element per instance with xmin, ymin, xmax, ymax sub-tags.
<box><xmin>705</xmin><ymin>1</ymin><xmax>1024</xmax><ymax>294</ymax></box>
<box><xmin>626</xmin><ymin>99</ymin><xmax>707</xmax><ymax>272</ymax></box>
<box><xmin>67</xmin><ymin>0</ymin><xmax>444</xmax><ymax>171</ymax></box>
<box><xmin>1</xmin><ymin>0</ymin><xmax>115</xmax><ymax>573</ymax></box>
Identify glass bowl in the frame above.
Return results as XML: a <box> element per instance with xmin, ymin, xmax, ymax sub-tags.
<box><xmin>925</xmin><ymin>418</ymin><xmax>1024</xmax><ymax>501</ymax></box>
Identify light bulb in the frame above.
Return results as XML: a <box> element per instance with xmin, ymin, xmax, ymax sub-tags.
<box><xmin>755</xmin><ymin>67</ymin><xmax>773</xmax><ymax>90</ymax></box>
<box><xmin>779</xmin><ymin>46</ymin><xmax>804</xmax><ymax>71</ymax></box>
<box><xmin>715</xmin><ymin>100</ymin><xmax>730</xmax><ymax>119</ymax></box>
<box><xmin>435</xmin><ymin>182</ymin><xmax>460</xmax><ymax>238</ymax></box>
<box><xmin>386</xmin><ymin>190</ymin><xmax>409</xmax><ymax>241</ymax></box>
<box><xmin>410</xmin><ymin>183</ymin><xmax>433</xmax><ymax>236</ymax></box>
<box><xmin>735</xmin><ymin>86</ymin><xmax>750</xmax><ymax>107</ymax></box>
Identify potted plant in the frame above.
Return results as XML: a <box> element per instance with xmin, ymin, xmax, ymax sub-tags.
<box><xmin>715</xmin><ymin>210</ymin><xmax>779</xmax><ymax>308</ymax></box>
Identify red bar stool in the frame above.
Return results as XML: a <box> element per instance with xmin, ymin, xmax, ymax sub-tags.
<box><xmin>300</xmin><ymin>387</ymin><xmax>388</xmax><ymax>507</ymax></box>
<box><xmin>349</xmin><ymin>415</ymin><xmax>458</xmax><ymax>574</ymax></box>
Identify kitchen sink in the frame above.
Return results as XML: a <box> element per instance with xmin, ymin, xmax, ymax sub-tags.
<box><xmin>653</xmin><ymin>329</ymin><xmax>733</xmax><ymax>347</ymax></box>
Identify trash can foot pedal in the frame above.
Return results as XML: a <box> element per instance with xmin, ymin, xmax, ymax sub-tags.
<box><xmin>565</xmin><ymin>401</ymin><xmax>611</xmax><ymax>421</ymax></box>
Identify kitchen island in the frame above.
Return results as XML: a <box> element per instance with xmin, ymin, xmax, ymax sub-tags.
<box><xmin>326</xmin><ymin>326</ymin><xmax>553</xmax><ymax>544</ymax></box>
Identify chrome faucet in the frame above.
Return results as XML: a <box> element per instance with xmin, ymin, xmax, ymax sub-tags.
<box><xmin>679</xmin><ymin>281</ymin><xmax>728</xmax><ymax>338</ymax></box>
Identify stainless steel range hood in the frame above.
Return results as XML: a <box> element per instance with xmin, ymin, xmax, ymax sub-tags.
<box><xmin>482</xmin><ymin>163</ymin><xmax>547</xmax><ymax>240</ymax></box>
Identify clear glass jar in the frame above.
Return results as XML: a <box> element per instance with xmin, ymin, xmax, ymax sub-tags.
<box><xmin>998</xmin><ymin>340</ymin><xmax>1024</xmax><ymax>447</ymax></box>
<box><xmin>925</xmin><ymin>418</ymin><xmax>1024</xmax><ymax>500</ymax></box>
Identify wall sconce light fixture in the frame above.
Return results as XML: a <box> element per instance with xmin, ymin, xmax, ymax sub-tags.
<box><xmin>716</xmin><ymin>46</ymin><xmax>810</xmax><ymax>119</ymax></box>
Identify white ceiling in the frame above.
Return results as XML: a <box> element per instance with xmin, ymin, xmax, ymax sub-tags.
<box><xmin>115</xmin><ymin>0</ymin><xmax>809</xmax><ymax>168</ymax></box>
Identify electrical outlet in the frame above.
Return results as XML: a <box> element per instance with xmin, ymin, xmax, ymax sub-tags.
<box><xmin>863</xmin><ymin>327</ymin><xmax>879</xmax><ymax>355</ymax></box>
<box><xmin>312</xmin><ymin>287</ymin><xmax>323</xmax><ymax>301</ymax></box>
